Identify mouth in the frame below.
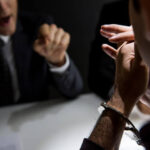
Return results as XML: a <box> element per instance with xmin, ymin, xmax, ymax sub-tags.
<box><xmin>0</xmin><ymin>16</ymin><xmax>12</xmax><ymax>27</ymax></box>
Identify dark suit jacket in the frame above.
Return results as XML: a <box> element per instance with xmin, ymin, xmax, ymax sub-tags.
<box><xmin>1</xmin><ymin>12</ymin><xmax>83</xmax><ymax>105</ymax></box>
<box><xmin>88</xmin><ymin>0</ymin><xmax>130</xmax><ymax>100</ymax></box>
<box><xmin>80</xmin><ymin>139</ymin><xmax>104</xmax><ymax>150</ymax></box>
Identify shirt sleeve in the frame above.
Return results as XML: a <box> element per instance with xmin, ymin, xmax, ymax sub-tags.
<box><xmin>80</xmin><ymin>139</ymin><xmax>104</xmax><ymax>150</ymax></box>
<box><xmin>48</xmin><ymin>53</ymin><xmax>70</xmax><ymax>74</ymax></box>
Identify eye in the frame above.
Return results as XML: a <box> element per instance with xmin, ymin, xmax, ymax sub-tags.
<box><xmin>133</xmin><ymin>0</ymin><xmax>141</xmax><ymax>13</ymax></box>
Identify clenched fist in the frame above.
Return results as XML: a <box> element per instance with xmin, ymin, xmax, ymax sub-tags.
<box><xmin>33</xmin><ymin>24</ymin><xmax>70</xmax><ymax>66</ymax></box>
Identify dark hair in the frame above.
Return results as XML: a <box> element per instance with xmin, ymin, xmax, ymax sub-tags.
<box><xmin>133</xmin><ymin>0</ymin><xmax>141</xmax><ymax>13</ymax></box>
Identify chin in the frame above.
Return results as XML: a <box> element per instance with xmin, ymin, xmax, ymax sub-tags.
<box><xmin>0</xmin><ymin>27</ymin><xmax>16</xmax><ymax>36</ymax></box>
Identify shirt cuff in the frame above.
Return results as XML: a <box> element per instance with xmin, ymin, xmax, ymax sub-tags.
<box><xmin>48</xmin><ymin>53</ymin><xmax>70</xmax><ymax>74</ymax></box>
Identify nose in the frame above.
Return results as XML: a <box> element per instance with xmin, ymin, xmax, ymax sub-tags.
<box><xmin>0</xmin><ymin>0</ymin><xmax>9</xmax><ymax>15</ymax></box>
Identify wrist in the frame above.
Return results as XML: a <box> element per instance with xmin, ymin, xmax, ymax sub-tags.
<box><xmin>107</xmin><ymin>89</ymin><xmax>137</xmax><ymax>117</ymax></box>
<box><xmin>47</xmin><ymin>56</ymin><xmax>66</xmax><ymax>67</ymax></box>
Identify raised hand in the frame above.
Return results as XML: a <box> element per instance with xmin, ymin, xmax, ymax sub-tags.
<box><xmin>100</xmin><ymin>24</ymin><xmax>134</xmax><ymax>44</ymax></box>
<box><xmin>103</xmin><ymin>42</ymin><xmax>149</xmax><ymax>115</ymax></box>
<box><xmin>100</xmin><ymin>24</ymin><xmax>134</xmax><ymax>59</ymax></box>
<box><xmin>33</xmin><ymin>24</ymin><xmax>70</xmax><ymax>66</ymax></box>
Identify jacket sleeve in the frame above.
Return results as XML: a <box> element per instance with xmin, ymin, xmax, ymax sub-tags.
<box><xmin>19</xmin><ymin>11</ymin><xmax>83</xmax><ymax>98</ymax></box>
<box><xmin>51</xmin><ymin>58</ymin><xmax>83</xmax><ymax>98</ymax></box>
<box><xmin>80</xmin><ymin>139</ymin><xmax>104</xmax><ymax>150</ymax></box>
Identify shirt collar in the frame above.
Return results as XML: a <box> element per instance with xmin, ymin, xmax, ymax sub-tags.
<box><xmin>0</xmin><ymin>35</ymin><xmax>10</xmax><ymax>44</ymax></box>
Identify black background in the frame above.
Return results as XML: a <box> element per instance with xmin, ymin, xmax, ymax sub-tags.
<box><xmin>18</xmin><ymin>0</ymin><xmax>115</xmax><ymax>95</ymax></box>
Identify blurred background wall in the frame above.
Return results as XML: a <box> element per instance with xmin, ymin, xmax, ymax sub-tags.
<box><xmin>18</xmin><ymin>0</ymin><xmax>116</xmax><ymax>96</ymax></box>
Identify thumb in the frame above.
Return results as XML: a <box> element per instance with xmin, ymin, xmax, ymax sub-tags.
<box><xmin>37</xmin><ymin>24</ymin><xmax>50</xmax><ymax>45</ymax></box>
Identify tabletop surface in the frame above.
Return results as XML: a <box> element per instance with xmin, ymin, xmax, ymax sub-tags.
<box><xmin>0</xmin><ymin>93</ymin><xmax>101</xmax><ymax>150</ymax></box>
<box><xmin>0</xmin><ymin>93</ymin><xmax>150</xmax><ymax>150</ymax></box>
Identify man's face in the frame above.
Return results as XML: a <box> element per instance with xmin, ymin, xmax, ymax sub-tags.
<box><xmin>0</xmin><ymin>0</ymin><xmax>17</xmax><ymax>35</ymax></box>
<box><xmin>129</xmin><ymin>0</ymin><xmax>150</xmax><ymax>66</ymax></box>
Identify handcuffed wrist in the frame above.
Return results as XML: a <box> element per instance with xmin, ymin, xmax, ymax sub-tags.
<box><xmin>99</xmin><ymin>102</ymin><xmax>144</xmax><ymax>146</ymax></box>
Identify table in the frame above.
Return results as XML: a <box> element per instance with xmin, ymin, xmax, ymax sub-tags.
<box><xmin>0</xmin><ymin>93</ymin><xmax>101</xmax><ymax>150</ymax></box>
<box><xmin>0</xmin><ymin>93</ymin><xmax>150</xmax><ymax>150</ymax></box>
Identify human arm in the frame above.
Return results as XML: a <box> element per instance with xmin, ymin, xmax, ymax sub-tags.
<box><xmin>83</xmin><ymin>42</ymin><xmax>149</xmax><ymax>150</ymax></box>
<box><xmin>50</xmin><ymin>58</ymin><xmax>83</xmax><ymax>98</ymax></box>
<box><xmin>100</xmin><ymin>24</ymin><xmax>150</xmax><ymax>114</ymax></box>
<box><xmin>33</xmin><ymin>23</ymin><xmax>83</xmax><ymax>98</ymax></box>
<box><xmin>33</xmin><ymin>24</ymin><xmax>70</xmax><ymax>66</ymax></box>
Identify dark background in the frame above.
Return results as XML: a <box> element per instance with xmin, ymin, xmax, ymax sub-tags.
<box><xmin>18</xmin><ymin>0</ymin><xmax>116</xmax><ymax>95</ymax></box>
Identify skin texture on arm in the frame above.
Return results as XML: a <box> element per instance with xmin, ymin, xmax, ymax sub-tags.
<box><xmin>86</xmin><ymin>0</ymin><xmax>150</xmax><ymax>149</ymax></box>
<box><xmin>101</xmin><ymin>24</ymin><xmax>150</xmax><ymax>114</ymax></box>
<box><xmin>89</xmin><ymin>42</ymin><xmax>149</xmax><ymax>150</ymax></box>
<box><xmin>33</xmin><ymin>23</ymin><xmax>83</xmax><ymax>98</ymax></box>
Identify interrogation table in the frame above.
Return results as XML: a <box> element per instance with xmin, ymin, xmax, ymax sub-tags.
<box><xmin>0</xmin><ymin>93</ymin><xmax>149</xmax><ymax>150</ymax></box>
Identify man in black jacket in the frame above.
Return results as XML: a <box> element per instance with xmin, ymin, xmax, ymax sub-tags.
<box><xmin>0</xmin><ymin>0</ymin><xmax>83</xmax><ymax>105</ymax></box>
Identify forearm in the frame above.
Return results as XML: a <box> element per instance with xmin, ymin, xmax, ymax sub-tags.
<box><xmin>51</xmin><ymin>59</ymin><xmax>83</xmax><ymax>98</ymax></box>
<box><xmin>89</xmin><ymin>110</ymin><xmax>125</xmax><ymax>150</ymax></box>
<box><xmin>89</xmin><ymin>90</ymin><xmax>136</xmax><ymax>150</ymax></box>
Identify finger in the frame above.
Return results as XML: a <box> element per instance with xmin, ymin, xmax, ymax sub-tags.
<box><xmin>101</xmin><ymin>44</ymin><xmax>117</xmax><ymax>59</ymax></box>
<box><xmin>100</xmin><ymin>29</ymin><xmax>116</xmax><ymax>38</ymax></box>
<box><xmin>59</xmin><ymin>33</ymin><xmax>70</xmax><ymax>50</ymax></box>
<box><xmin>48</xmin><ymin>24</ymin><xmax>58</xmax><ymax>41</ymax></box>
<box><xmin>109</xmin><ymin>31</ymin><xmax>134</xmax><ymax>43</ymax></box>
<box><xmin>33</xmin><ymin>39</ymin><xmax>47</xmax><ymax>57</ymax></box>
<box><xmin>38</xmin><ymin>24</ymin><xmax>51</xmax><ymax>45</ymax></box>
<box><xmin>51</xmin><ymin>28</ymin><xmax>64</xmax><ymax>50</ymax></box>
<box><xmin>38</xmin><ymin>24</ymin><xmax>50</xmax><ymax>38</ymax></box>
<box><xmin>55</xmin><ymin>28</ymin><xmax>64</xmax><ymax>44</ymax></box>
<box><xmin>43</xmin><ymin>24</ymin><xmax>58</xmax><ymax>51</ymax></box>
<box><xmin>101</xmin><ymin>24</ymin><xmax>132</xmax><ymax>33</ymax></box>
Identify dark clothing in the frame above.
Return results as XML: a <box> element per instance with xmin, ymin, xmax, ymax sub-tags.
<box><xmin>88</xmin><ymin>0</ymin><xmax>130</xmax><ymax>100</ymax></box>
<box><xmin>80</xmin><ymin>139</ymin><xmax>104</xmax><ymax>150</ymax></box>
<box><xmin>0</xmin><ymin>12</ymin><xmax>83</xmax><ymax>105</ymax></box>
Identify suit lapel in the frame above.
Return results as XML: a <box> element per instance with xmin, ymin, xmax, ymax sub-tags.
<box><xmin>12</xmin><ymin>21</ymin><xmax>32</xmax><ymax>99</ymax></box>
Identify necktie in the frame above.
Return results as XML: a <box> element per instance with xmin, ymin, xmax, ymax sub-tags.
<box><xmin>0</xmin><ymin>39</ymin><xmax>14</xmax><ymax>105</ymax></box>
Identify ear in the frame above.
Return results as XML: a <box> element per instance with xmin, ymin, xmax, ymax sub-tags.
<box><xmin>101</xmin><ymin>44</ymin><xmax>117</xmax><ymax>59</ymax></box>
